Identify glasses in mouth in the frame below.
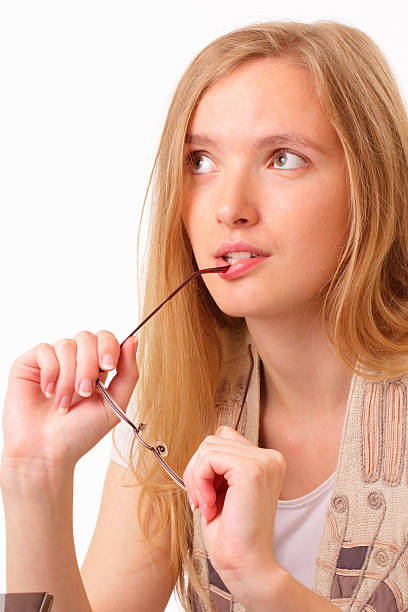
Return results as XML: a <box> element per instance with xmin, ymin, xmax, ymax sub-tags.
<box><xmin>95</xmin><ymin>265</ymin><xmax>254</xmax><ymax>491</ymax></box>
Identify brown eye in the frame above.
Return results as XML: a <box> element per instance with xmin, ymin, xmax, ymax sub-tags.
<box><xmin>186</xmin><ymin>152</ymin><xmax>216</xmax><ymax>174</ymax></box>
<box><xmin>272</xmin><ymin>151</ymin><xmax>307</xmax><ymax>170</ymax></box>
<box><xmin>192</xmin><ymin>154</ymin><xmax>204</xmax><ymax>171</ymax></box>
<box><xmin>276</xmin><ymin>153</ymin><xmax>288</xmax><ymax>167</ymax></box>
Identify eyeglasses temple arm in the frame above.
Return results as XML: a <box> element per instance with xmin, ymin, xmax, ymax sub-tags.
<box><xmin>96</xmin><ymin>265</ymin><xmax>230</xmax><ymax>491</ymax></box>
<box><xmin>234</xmin><ymin>344</ymin><xmax>254</xmax><ymax>432</ymax></box>
<box><xmin>118</xmin><ymin>266</ymin><xmax>230</xmax><ymax>348</ymax></box>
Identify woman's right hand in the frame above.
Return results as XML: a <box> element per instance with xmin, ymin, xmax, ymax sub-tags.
<box><xmin>1</xmin><ymin>330</ymin><xmax>139</xmax><ymax>476</ymax></box>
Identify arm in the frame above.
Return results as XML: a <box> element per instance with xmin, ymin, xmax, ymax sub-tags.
<box><xmin>1</xmin><ymin>460</ymin><xmax>92</xmax><ymax>612</ymax></box>
<box><xmin>1</xmin><ymin>459</ymin><xmax>176</xmax><ymax>612</ymax></box>
<box><xmin>1</xmin><ymin>331</ymin><xmax>174</xmax><ymax>611</ymax></box>
<box><xmin>80</xmin><ymin>460</ymin><xmax>175</xmax><ymax>612</ymax></box>
<box><xmin>242</xmin><ymin>565</ymin><xmax>340</xmax><ymax>611</ymax></box>
<box><xmin>184</xmin><ymin>427</ymin><xmax>340</xmax><ymax>611</ymax></box>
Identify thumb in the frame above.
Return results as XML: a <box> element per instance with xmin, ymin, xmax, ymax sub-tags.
<box><xmin>103</xmin><ymin>336</ymin><xmax>139</xmax><ymax>415</ymax></box>
<box><xmin>214</xmin><ymin>425</ymin><xmax>253</xmax><ymax>445</ymax></box>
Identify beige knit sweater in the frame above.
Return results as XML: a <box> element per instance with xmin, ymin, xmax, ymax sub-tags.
<box><xmin>190</xmin><ymin>323</ymin><xmax>408</xmax><ymax>612</ymax></box>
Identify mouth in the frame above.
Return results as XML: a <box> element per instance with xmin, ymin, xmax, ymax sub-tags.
<box><xmin>214</xmin><ymin>241</ymin><xmax>270</xmax><ymax>260</ymax></box>
<box><xmin>221</xmin><ymin>251</ymin><xmax>261</xmax><ymax>265</ymax></box>
<box><xmin>215</xmin><ymin>251</ymin><xmax>268</xmax><ymax>280</ymax></box>
<box><xmin>213</xmin><ymin>241</ymin><xmax>271</xmax><ymax>280</ymax></box>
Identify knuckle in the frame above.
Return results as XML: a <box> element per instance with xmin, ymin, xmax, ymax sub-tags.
<box><xmin>97</xmin><ymin>329</ymin><xmax>114</xmax><ymax>338</ymax></box>
<box><xmin>276</xmin><ymin>451</ymin><xmax>287</xmax><ymax>473</ymax></box>
<box><xmin>43</xmin><ymin>361</ymin><xmax>59</xmax><ymax>377</ymax></box>
<box><xmin>55</xmin><ymin>337</ymin><xmax>75</xmax><ymax>350</ymax></box>
<box><xmin>73</xmin><ymin>330</ymin><xmax>95</xmax><ymax>342</ymax></box>
<box><xmin>247</xmin><ymin>460</ymin><xmax>265</xmax><ymax>481</ymax></box>
<box><xmin>97</xmin><ymin>330</ymin><xmax>119</xmax><ymax>347</ymax></box>
<box><xmin>36</xmin><ymin>342</ymin><xmax>52</xmax><ymax>353</ymax></box>
<box><xmin>265</xmin><ymin>449</ymin><xmax>287</xmax><ymax>473</ymax></box>
<box><xmin>97</xmin><ymin>330</ymin><xmax>120</xmax><ymax>354</ymax></box>
<box><xmin>197</xmin><ymin>438</ymin><xmax>212</xmax><ymax>458</ymax></box>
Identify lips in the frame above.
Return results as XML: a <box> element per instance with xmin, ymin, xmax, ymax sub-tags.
<box><xmin>214</xmin><ymin>240</ymin><xmax>270</xmax><ymax>259</ymax></box>
<box><xmin>216</xmin><ymin>255</ymin><xmax>266</xmax><ymax>279</ymax></box>
<box><xmin>214</xmin><ymin>240</ymin><xmax>271</xmax><ymax>280</ymax></box>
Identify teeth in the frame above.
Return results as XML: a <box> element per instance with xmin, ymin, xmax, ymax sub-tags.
<box><xmin>224</xmin><ymin>251</ymin><xmax>260</xmax><ymax>264</ymax></box>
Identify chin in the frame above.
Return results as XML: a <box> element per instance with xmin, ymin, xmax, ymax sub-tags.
<box><xmin>213</xmin><ymin>297</ymin><xmax>266</xmax><ymax>319</ymax></box>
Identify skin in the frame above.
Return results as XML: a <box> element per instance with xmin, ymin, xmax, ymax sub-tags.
<box><xmin>181</xmin><ymin>57</ymin><xmax>353</xmax><ymax>439</ymax></box>
<box><xmin>3</xmin><ymin>332</ymin><xmax>138</xmax><ymax>470</ymax></box>
<box><xmin>2</xmin><ymin>55</ymin><xmax>350</xmax><ymax>609</ymax></box>
<box><xmin>182</xmin><ymin>56</ymin><xmax>350</xmax><ymax>322</ymax></box>
<box><xmin>181</xmin><ymin>56</ymin><xmax>354</xmax><ymax>604</ymax></box>
<box><xmin>181</xmin><ymin>56</ymin><xmax>353</xmax><ymax>431</ymax></box>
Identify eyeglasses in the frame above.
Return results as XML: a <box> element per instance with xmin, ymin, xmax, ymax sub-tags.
<box><xmin>95</xmin><ymin>265</ymin><xmax>254</xmax><ymax>491</ymax></box>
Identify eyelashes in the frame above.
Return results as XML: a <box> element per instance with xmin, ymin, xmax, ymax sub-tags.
<box><xmin>183</xmin><ymin>149</ymin><xmax>308</xmax><ymax>174</ymax></box>
<box><xmin>184</xmin><ymin>151</ymin><xmax>215</xmax><ymax>174</ymax></box>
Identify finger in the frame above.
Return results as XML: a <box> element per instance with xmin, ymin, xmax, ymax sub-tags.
<box><xmin>53</xmin><ymin>338</ymin><xmax>77</xmax><ymax>414</ymax></box>
<box><xmin>35</xmin><ymin>343</ymin><xmax>60</xmax><ymax>398</ymax></box>
<box><xmin>215</xmin><ymin>425</ymin><xmax>253</xmax><ymax>445</ymax></box>
<box><xmin>196</xmin><ymin>449</ymin><xmax>229</xmax><ymax>500</ymax></box>
<box><xmin>103</xmin><ymin>336</ymin><xmax>139</xmax><ymax>418</ymax></box>
<box><xmin>194</xmin><ymin>447</ymin><xmax>257</xmax><ymax>521</ymax></box>
<box><xmin>183</xmin><ymin>449</ymin><xmax>201</xmax><ymax>511</ymax></box>
<box><xmin>96</xmin><ymin>330</ymin><xmax>121</xmax><ymax>371</ymax></box>
<box><xmin>184</xmin><ymin>435</ymin><xmax>252</xmax><ymax>515</ymax></box>
<box><xmin>73</xmin><ymin>330</ymin><xmax>99</xmax><ymax>398</ymax></box>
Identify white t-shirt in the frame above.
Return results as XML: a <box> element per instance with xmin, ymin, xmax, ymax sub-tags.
<box><xmin>274</xmin><ymin>471</ymin><xmax>335</xmax><ymax>589</ymax></box>
<box><xmin>109</xmin><ymin>424</ymin><xmax>335</xmax><ymax>592</ymax></box>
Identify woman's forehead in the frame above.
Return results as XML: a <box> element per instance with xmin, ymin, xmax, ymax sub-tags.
<box><xmin>187</xmin><ymin>58</ymin><xmax>340</xmax><ymax>153</ymax></box>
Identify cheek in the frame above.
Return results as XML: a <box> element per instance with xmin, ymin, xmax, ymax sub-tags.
<box><xmin>182</xmin><ymin>181</ymin><xmax>213</xmax><ymax>228</ymax></box>
<box><xmin>181</xmin><ymin>198</ymin><xmax>209</xmax><ymax>264</ymax></box>
<box><xmin>275</xmin><ymin>181</ymin><xmax>349</xmax><ymax>274</ymax></box>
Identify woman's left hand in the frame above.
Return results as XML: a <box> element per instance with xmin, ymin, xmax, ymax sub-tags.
<box><xmin>183</xmin><ymin>425</ymin><xmax>287</xmax><ymax>604</ymax></box>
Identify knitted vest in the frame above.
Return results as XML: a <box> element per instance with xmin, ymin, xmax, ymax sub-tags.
<box><xmin>190</xmin><ymin>324</ymin><xmax>408</xmax><ymax>612</ymax></box>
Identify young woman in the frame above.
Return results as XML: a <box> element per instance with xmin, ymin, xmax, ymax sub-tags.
<box><xmin>2</xmin><ymin>19</ymin><xmax>408</xmax><ymax>612</ymax></box>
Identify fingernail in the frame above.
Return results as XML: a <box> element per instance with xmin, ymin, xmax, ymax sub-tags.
<box><xmin>58</xmin><ymin>395</ymin><xmax>71</xmax><ymax>415</ymax></box>
<box><xmin>216</xmin><ymin>425</ymin><xmax>228</xmax><ymax>434</ymax></box>
<box><xmin>187</xmin><ymin>492</ymin><xmax>196</xmax><ymax>512</ymax></box>
<box><xmin>101</xmin><ymin>353</ymin><xmax>115</xmax><ymax>370</ymax></box>
<box><xmin>79</xmin><ymin>378</ymin><xmax>93</xmax><ymax>397</ymax></box>
<box><xmin>45</xmin><ymin>382</ymin><xmax>55</xmax><ymax>399</ymax></box>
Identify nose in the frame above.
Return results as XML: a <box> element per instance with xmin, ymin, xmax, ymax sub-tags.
<box><xmin>215</xmin><ymin>170</ymin><xmax>259</xmax><ymax>228</ymax></box>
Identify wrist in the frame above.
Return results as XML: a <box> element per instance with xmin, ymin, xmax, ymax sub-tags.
<box><xmin>237</xmin><ymin>563</ymin><xmax>288</xmax><ymax>612</ymax></box>
<box><xmin>1</xmin><ymin>455</ymin><xmax>74</xmax><ymax>499</ymax></box>
<box><xmin>242</xmin><ymin>565</ymin><xmax>341</xmax><ymax>612</ymax></box>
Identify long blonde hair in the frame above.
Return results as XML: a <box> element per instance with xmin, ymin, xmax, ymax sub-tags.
<box><xmin>114</xmin><ymin>20</ymin><xmax>408</xmax><ymax>610</ymax></box>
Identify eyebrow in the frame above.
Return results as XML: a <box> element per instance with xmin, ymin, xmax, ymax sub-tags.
<box><xmin>184</xmin><ymin>132</ymin><xmax>327</xmax><ymax>154</ymax></box>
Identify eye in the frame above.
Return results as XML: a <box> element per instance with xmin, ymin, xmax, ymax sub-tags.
<box><xmin>271</xmin><ymin>150</ymin><xmax>307</xmax><ymax>170</ymax></box>
<box><xmin>184</xmin><ymin>151</ymin><xmax>216</xmax><ymax>174</ymax></box>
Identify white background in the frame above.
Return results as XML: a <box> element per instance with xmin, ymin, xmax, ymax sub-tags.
<box><xmin>1</xmin><ymin>1</ymin><xmax>408</xmax><ymax>609</ymax></box>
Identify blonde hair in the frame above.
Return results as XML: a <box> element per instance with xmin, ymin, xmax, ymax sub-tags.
<box><xmin>113</xmin><ymin>19</ymin><xmax>408</xmax><ymax>610</ymax></box>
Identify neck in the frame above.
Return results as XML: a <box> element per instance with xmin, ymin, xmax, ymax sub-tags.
<box><xmin>245</xmin><ymin>306</ymin><xmax>353</xmax><ymax>422</ymax></box>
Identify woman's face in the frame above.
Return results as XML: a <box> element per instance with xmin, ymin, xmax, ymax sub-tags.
<box><xmin>182</xmin><ymin>56</ymin><xmax>349</xmax><ymax>320</ymax></box>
